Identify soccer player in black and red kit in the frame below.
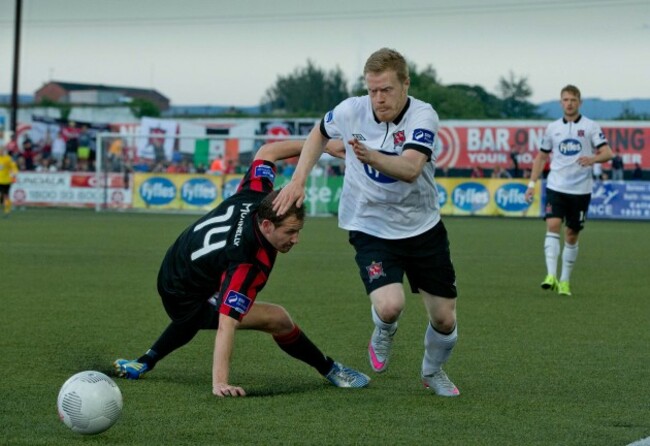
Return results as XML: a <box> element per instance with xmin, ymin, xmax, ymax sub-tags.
<box><xmin>114</xmin><ymin>140</ymin><xmax>369</xmax><ymax>397</ymax></box>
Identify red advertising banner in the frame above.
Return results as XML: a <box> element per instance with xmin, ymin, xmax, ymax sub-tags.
<box><xmin>11</xmin><ymin>172</ymin><xmax>132</xmax><ymax>208</ymax></box>
<box><xmin>437</xmin><ymin>122</ymin><xmax>650</xmax><ymax>170</ymax></box>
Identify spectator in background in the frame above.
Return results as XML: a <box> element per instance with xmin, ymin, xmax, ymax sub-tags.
<box><xmin>632</xmin><ymin>163</ymin><xmax>643</xmax><ymax>180</ymax></box>
<box><xmin>62</xmin><ymin>121</ymin><xmax>80</xmax><ymax>171</ymax></box>
<box><xmin>77</xmin><ymin>125</ymin><xmax>91</xmax><ymax>165</ymax></box>
<box><xmin>209</xmin><ymin>156</ymin><xmax>224</xmax><ymax>175</ymax></box>
<box><xmin>224</xmin><ymin>159</ymin><xmax>236</xmax><ymax>175</ymax></box>
<box><xmin>470</xmin><ymin>166</ymin><xmax>484</xmax><ymax>178</ymax></box>
<box><xmin>35</xmin><ymin>155</ymin><xmax>58</xmax><ymax>172</ymax></box>
<box><xmin>40</xmin><ymin>132</ymin><xmax>53</xmax><ymax>160</ymax></box>
<box><xmin>0</xmin><ymin>145</ymin><xmax>19</xmax><ymax>217</ymax></box>
<box><xmin>509</xmin><ymin>146</ymin><xmax>522</xmax><ymax>178</ymax></box>
<box><xmin>108</xmin><ymin>138</ymin><xmax>125</xmax><ymax>172</ymax></box>
<box><xmin>610</xmin><ymin>149</ymin><xmax>624</xmax><ymax>181</ymax></box>
<box><xmin>21</xmin><ymin>137</ymin><xmax>36</xmax><ymax>171</ymax></box>
<box><xmin>166</xmin><ymin>160</ymin><xmax>183</xmax><ymax>174</ymax></box>
<box><xmin>592</xmin><ymin>162</ymin><xmax>603</xmax><ymax>181</ymax></box>
<box><xmin>6</xmin><ymin>135</ymin><xmax>19</xmax><ymax>159</ymax></box>
<box><xmin>491</xmin><ymin>165</ymin><xmax>512</xmax><ymax>179</ymax></box>
<box><xmin>51</xmin><ymin>130</ymin><xmax>66</xmax><ymax>168</ymax></box>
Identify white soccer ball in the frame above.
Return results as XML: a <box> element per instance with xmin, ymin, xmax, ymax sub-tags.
<box><xmin>57</xmin><ymin>370</ymin><xmax>123</xmax><ymax>435</ymax></box>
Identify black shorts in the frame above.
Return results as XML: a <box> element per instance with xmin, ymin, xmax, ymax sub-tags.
<box><xmin>348</xmin><ymin>221</ymin><xmax>457</xmax><ymax>298</ymax></box>
<box><xmin>544</xmin><ymin>188</ymin><xmax>591</xmax><ymax>232</ymax></box>
<box><xmin>0</xmin><ymin>184</ymin><xmax>10</xmax><ymax>195</ymax></box>
<box><xmin>157</xmin><ymin>279</ymin><xmax>219</xmax><ymax>329</ymax></box>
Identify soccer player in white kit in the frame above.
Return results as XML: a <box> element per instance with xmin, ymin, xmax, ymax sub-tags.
<box><xmin>274</xmin><ymin>48</ymin><xmax>460</xmax><ymax>397</ymax></box>
<box><xmin>525</xmin><ymin>85</ymin><xmax>613</xmax><ymax>296</ymax></box>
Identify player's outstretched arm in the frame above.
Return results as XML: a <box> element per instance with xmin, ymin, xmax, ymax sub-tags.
<box><xmin>212</xmin><ymin>314</ymin><xmax>246</xmax><ymax>397</ymax></box>
<box><xmin>273</xmin><ymin>126</ymin><xmax>328</xmax><ymax>215</ymax></box>
<box><xmin>324</xmin><ymin>139</ymin><xmax>345</xmax><ymax>159</ymax></box>
<box><xmin>255</xmin><ymin>140</ymin><xmax>305</xmax><ymax>163</ymax></box>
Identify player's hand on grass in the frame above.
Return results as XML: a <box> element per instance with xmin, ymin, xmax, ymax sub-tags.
<box><xmin>213</xmin><ymin>383</ymin><xmax>246</xmax><ymax>398</ymax></box>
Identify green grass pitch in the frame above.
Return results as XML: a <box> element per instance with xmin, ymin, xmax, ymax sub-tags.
<box><xmin>1</xmin><ymin>208</ymin><xmax>649</xmax><ymax>445</ymax></box>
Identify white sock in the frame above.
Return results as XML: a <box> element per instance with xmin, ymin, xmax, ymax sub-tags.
<box><xmin>544</xmin><ymin>232</ymin><xmax>561</xmax><ymax>277</ymax></box>
<box><xmin>371</xmin><ymin>305</ymin><xmax>397</xmax><ymax>334</ymax></box>
<box><xmin>560</xmin><ymin>242</ymin><xmax>579</xmax><ymax>282</ymax></box>
<box><xmin>422</xmin><ymin>323</ymin><xmax>457</xmax><ymax>376</ymax></box>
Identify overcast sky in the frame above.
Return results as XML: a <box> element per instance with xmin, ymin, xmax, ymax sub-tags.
<box><xmin>1</xmin><ymin>0</ymin><xmax>649</xmax><ymax>107</ymax></box>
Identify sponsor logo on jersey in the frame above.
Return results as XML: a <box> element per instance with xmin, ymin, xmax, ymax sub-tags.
<box><xmin>366</xmin><ymin>261</ymin><xmax>386</xmax><ymax>283</ymax></box>
<box><xmin>224</xmin><ymin>290</ymin><xmax>252</xmax><ymax>314</ymax></box>
<box><xmin>352</xmin><ymin>133</ymin><xmax>366</xmax><ymax>141</ymax></box>
<box><xmin>451</xmin><ymin>182</ymin><xmax>489</xmax><ymax>212</ymax></box>
<box><xmin>140</xmin><ymin>177</ymin><xmax>176</xmax><ymax>205</ymax></box>
<box><xmin>254</xmin><ymin>164</ymin><xmax>275</xmax><ymax>181</ymax></box>
<box><xmin>363</xmin><ymin>150</ymin><xmax>398</xmax><ymax>184</ymax></box>
<box><xmin>181</xmin><ymin>178</ymin><xmax>217</xmax><ymax>206</ymax></box>
<box><xmin>393</xmin><ymin>130</ymin><xmax>405</xmax><ymax>147</ymax></box>
<box><xmin>494</xmin><ymin>183</ymin><xmax>530</xmax><ymax>212</ymax></box>
<box><xmin>558</xmin><ymin>138</ymin><xmax>582</xmax><ymax>156</ymax></box>
<box><xmin>325</xmin><ymin>110</ymin><xmax>334</xmax><ymax>123</ymax></box>
<box><xmin>412</xmin><ymin>128</ymin><xmax>435</xmax><ymax>146</ymax></box>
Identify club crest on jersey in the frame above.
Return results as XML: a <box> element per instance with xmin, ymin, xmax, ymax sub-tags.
<box><xmin>393</xmin><ymin>130</ymin><xmax>405</xmax><ymax>147</ymax></box>
<box><xmin>254</xmin><ymin>164</ymin><xmax>275</xmax><ymax>181</ymax></box>
<box><xmin>366</xmin><ymin>261</ymin><xmax>386</xmax><ymax>283</ymax></box>
<box><xmin>352</xmin><ymin>133</ymin><xmax>366</xmax><ymax>141</ymax></box>
<box><xmin>577</xmin><ymin>130</ymin><xmax>585</xmax><ymax>137</ymax></box>
<box><xmin>412</xmin><ymin>128</ymin><xmax>435</xmax><ymax>146</ymax></box>
<box><xmin>224</xmin><ymin>290</ymin><xmax>252</xmax><ymax>314</ymax></box>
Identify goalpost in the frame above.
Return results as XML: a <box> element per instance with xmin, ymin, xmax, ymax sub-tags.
<box><xmin>94</xmin><ymin>132</ymin><xmax>342</xmax><ymax>216</ymax></box>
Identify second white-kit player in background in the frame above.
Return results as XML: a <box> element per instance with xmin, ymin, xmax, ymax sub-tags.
<box><xmin>525</xmin><ymin>84</ymin><xmax>613</xmax><ymax>296</ymax></box>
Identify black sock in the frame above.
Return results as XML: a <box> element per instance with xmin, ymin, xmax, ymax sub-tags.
<box><xmin>273</xmin><ymin>325</ymin><xmax>335</xmax><ymax>376</ymax></box>
<box><xmin>139</xmin><ymin>320</ymin><xmax>202</xmax><ymax>369</ymax></box>
<box><xmin>137</xmin><ymin>350</ymin><xmax>158</xmax><ymax>369</ymax></box>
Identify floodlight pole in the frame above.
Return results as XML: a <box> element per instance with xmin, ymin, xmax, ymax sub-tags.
<box><xmin>10</xmin><ymin>0</ymin><xmax>23</xmax><ymax>137</ymax></box>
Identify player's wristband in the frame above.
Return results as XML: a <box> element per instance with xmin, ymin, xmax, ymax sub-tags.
<box><xmin>527</xmin><ymin>181</ymin><xmax>535</xmax><ymax>189</ymax></box>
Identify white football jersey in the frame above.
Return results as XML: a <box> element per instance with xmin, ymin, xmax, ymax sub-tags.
<box><xmin>540</xmin><ymin>115</ymin><xmax>608</xmax><ymax>195</ymax></box>
<box><xmin>321</xmin><ymin>96</ymin><xmax>440</xmax><ymax>239</ymax></box>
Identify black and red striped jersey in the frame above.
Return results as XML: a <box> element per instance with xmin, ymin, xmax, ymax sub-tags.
<box><xmin>157</xmin><ymin>159</ymin><xmax>278</xmax><ymax>321</ymax></box>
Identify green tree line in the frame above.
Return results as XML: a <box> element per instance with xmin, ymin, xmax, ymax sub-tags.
<box><xmin>261</xmin><ymin>59</ymin><xmax>541</xmax><ymax>119</ymax></box>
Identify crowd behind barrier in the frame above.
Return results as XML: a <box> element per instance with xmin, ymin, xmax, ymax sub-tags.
<box><xmin>3</xmin><ymin>129</ymin><xmax>647</xmax><ymax>182</ymax></box>
<box><xmin>2</xmin><ymin>118</ymin><xmax>649</xmax><ymax>219</ymax></box>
